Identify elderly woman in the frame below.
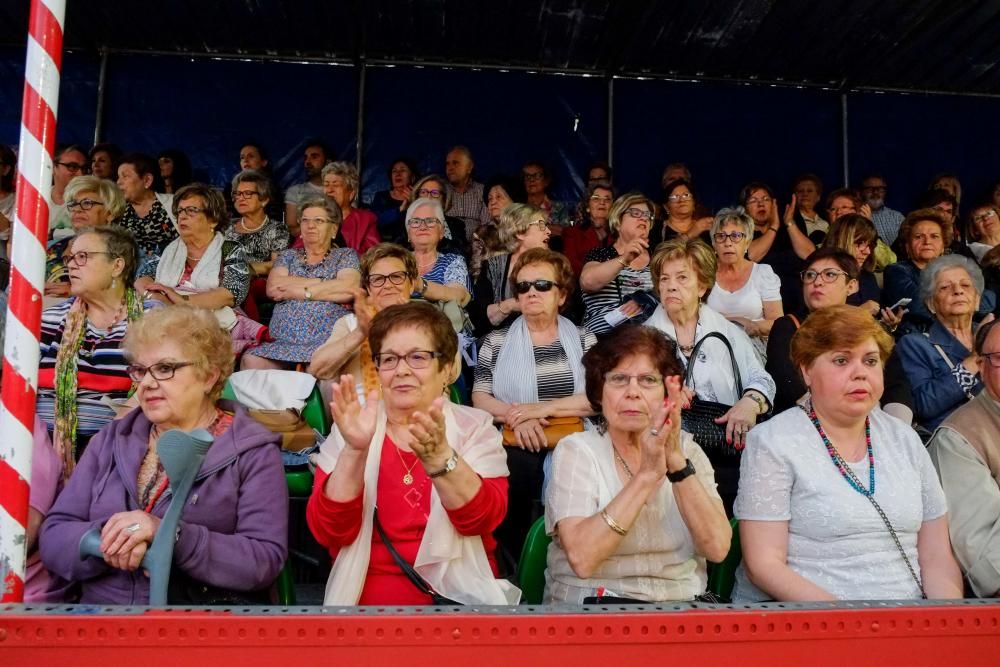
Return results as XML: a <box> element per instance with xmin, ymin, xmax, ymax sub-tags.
<box><xmin>403</xmin><ymin>173</ymin><xmax>468</xmax><ymax>256</ymax></box>
<box><xmin>735</xmin><ymin>305</ymin><xmax>963</xmax><ymax>601</ymax></box>
<box><xmin>48</xmin><ymin>145</ymin><xmax>88</xmax><ymax>238</ymax></box>
<box><xmin>884</xmin><ymin>208</ymin><xmax>995</xmax><ymax>336</ymax></box>
<box><xmin>243</xmin><ymin>198</ymin><xmax>360</xmax><ymax>369</ymax></box>
<box><xmin>646</xmin><ymin>238</ymin><xmax>775</xmax><ymax>513</ymax></box>
<box><xmin>45</xmin><ymin>175</ymin><xmax>126</xmax><ymax>300</ymax></box>
<box><xmin>968</xmin><ymin>203</ymin><xmax>1000</xmax><ymax>262</ymax></box>
<box><xmin>706</xmin><ymin>206</ymin><xmax>783</xmax><ymax>359</ymax></box>
<box><xmin>369</xmin><ymin>157</ymin><xmax>418</xmax><ymax>240</ymax></box>
<box><xmin>651</xmin><ymin>179</ymin><xmax>713</xmax><ymax>247</ymax></box>
<box><xmin>225</xmin><ymin>169</ymin><xmax>289</xmax><ymax>278</ymax></box>
<box><xmin>39</xmin><ymin>306</ymin><xmax>288</xmax><ymax>604</ymax></box>
<box><xmin>405</xmin><ymin>197</ymin><xmax>473</xmax><ymax>310</ymax></box>
<box><xmin>896</xmin><ymin>255</ymin><xmax>993</xmax><ymax>432</ymax></box>
<box><xmin>473</xmin><ymin>249</ymin><xmax>595</xmax><ymax>560</ymax></box>
<box><xmin>470</xmin><ymin>203</ymin><xmax>551</xmax><ymax>335</ymax></box>
<box><xmin>117</xmin><ymin>153</ymin><xmax>176</xmax><ymax>260</ymax></box>
<box><xmin>37</xmin><ymin>225</ymin><xmax>150</xmax><ymax>475</ymax></box>
<box><xmin>766</xmin><ymin>247</ymin><xmax>911</xmax><ymax>419</ymax></box>
<box><xmin>321</xmin><ymin>161</ymin><xmax>380</xmax><ymax>255</ymax></box>
<box><xmin>579</xmin><ymin>192</ymin><xmax>656</xmax><ymax>335</ymax></box>
<box><xmin>791</xmin><ymin>173</ymin><xmax>829</xmax><ymax>243</ymax></box>
<box><xmin>544</xmin><ymin>325</ymin><xmax>731</xmax><ymax>603</ymax></box>
<box><xmin>562</xmin><ymin>182</ymin><xmax>614</xmax><ymax>276</ymax></box>
<box><xmin>307</xmin><ymin>302</ymin><xmax>518</xmax><ymax>605</ymax></box>
<box><xmin>468</xmin><ymin>174</ymin><xmax>522</xmax><ymax>280</ymax></box>
<box><xmin>135</xmin><ymin>183</ymin><xmax>263</xmax><ymax>352</ymax></box>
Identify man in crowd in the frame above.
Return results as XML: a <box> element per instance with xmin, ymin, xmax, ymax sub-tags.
<box><xmin>445</xmin><ymin>145</ymin><xmax>490</xmax><ymax>240</ymax></box>
<box><xmin>284</xmin><ymin>140</ymin><xmax>330</xmax><ymax>238</ymax></box>
<box><xmin>861</xmin><ymin>173</ymin><xmax>905</xmax><ymax>245</ymax></box>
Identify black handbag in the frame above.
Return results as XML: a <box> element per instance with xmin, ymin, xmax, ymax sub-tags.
<box><xmin>373</xmin><ymin>508</ymin><xmax>463</xmax><ymax>606</ymax></box>
<box><xmin>681</xmin><ymin>332</ymin><xmax>745</xmax><ymax>455</ymax></box>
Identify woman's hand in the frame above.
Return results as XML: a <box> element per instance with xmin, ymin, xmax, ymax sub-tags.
<box><xmin>99</xmin><ymin>510</ymin><xmax>161</xmax><ymax>572</ymax></box>
<box><xmin>353</xmin><ymin>289</ymin><xmax>376</xmax><ymax>334</ymax></box>
<box><xmin>513</xmin><ymin>417</ymin><xmax>549</xmax><ymax>453</ymax></box>
<box><xmin>44</xmin><ymin>281</ymin><xmax>71</xmax><ymax>297</ymax></box>
<box><xmin>144</xmin><ymin>283</ymin><xmax>183</xmax><ymax>304</ymax></box>
<box><xmin>715</xmin><ymin>396</ymin><xmax>758</xmax><ymax>449</ymax></box>
<box><xmin>408</xmin><ymin>397</ymin><xmax>454</xmax><ymax>469</ymax></box>
<box><xmin>859</xmin><ymin>203</ymin><xmax>873</xmax><ymax>220</ymax></box>
<box><xmin>617</xmin><ymin>299</ymin><xmax>644</xmax><ymax>318</ymax></box>
<box><xmin>619</xmin><ymin>238</ymin><xmax>648</xmax><ymax>263</ymax></box>
<box><xmin>693</xmin><ymin>216</ymin><xmax>714</xmax><ymax>236</ymax></box>
<box><xmin>879</xmin><ymin>304</ymin><xmax>906</xmax><ymax>329</ymax></box>
<box><xmin>783</xmin><ymin>194</ymin><xmax>798</xmax><ymax>227</ymax></box>
<box><xmin>505</xmin><ymin>402</ymin><xmax>549</xmax><ymax>428</ymax></box>
<box><xmin>637</xmin><ymin>378</ymin><xmax>681</xmax><ymax>478</ymax></box>
<box><xmin>329</xmin><ymin>374</ymin><xmax>379</xmax><ymax>451</ymax></box>
<box><xmin>727</xmin><ymin>315</ymin><xmax>759</xmax><ymax>336</ymax></box>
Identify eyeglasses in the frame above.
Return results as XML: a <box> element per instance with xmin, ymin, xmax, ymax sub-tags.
<box><xmin>407</xmin><ymin>217</ymin><xmax>441</xmax><ymax>229</ymax></box>
<box><xmin>973</xmin><ymin>209</ymin><xmax>998</xmax><ymax>224</ymax></box>
<box><xmin>300</xmin><ymin>216</ymin><xmax>332</xmax><ymax>225</ymax></box>
<box><xmin>374</xmin><ymin>350</ymin><xmax>442</xmax><ymax>370</ymax></box>
<box><xmin>589</xmin><ymin>195</ymin><xmax>613</xmax><ymax>203</ymax></box>
<box><xmin>714</xmin><ymin>231</ymin><xmax>747</xmax><ymax>244</ymax></box>
<box><xmin>126</xmin><ymin>361</ymin><xmax>195</xmax><ymax>382</ymax></box>
<box><xmin>523</xmin><ymin>172</ymin><xmax>545</xmax><ymax>181</ymax></box>
<box><xmin>66</xmin><ymin>198</ymin><xmax>105</xmax><ymax>212</ymax></box>
<box><xmin>800</xmin><ymin>268</ymin><xmax>849</xmax><ymax>284</ymax></box>
<box><xmin>367</xmin><ymin>271</ymin><xmax>409</xmax><ymax>288</ymax></box>
<box><xmin>668</xmin><ymin>192</ymin><xmax>693</xmax><ymax>202</ymax></box>
<box><xmin>514</xmin><ymin>279</ymin><xmax>559</xmax><ymax>294</ymax></box>
<box><xmin>746</xmin><ymin>196</ymin><xmax>772</xmax><ymax>206</ymax></box>
<box><xmin>56</xmin><ymin>161</ymin><xmax>85</xmax><ymax>172</ymax></box>
<box><xmin>981</xmin><ymin>351</ymin><xmax>1000</xmax><ymax>369</ymax></box>
<box><xmin>176</xmin><ymin>206</ymin><xmax>206</xmax><ymax>217</ymax></box>
<box><xmin>66</xmin><ymin>250</ymin><xmax>112</xmax><ymax>267</ymax></box>
<box><xmin>232</xmin><ymin>190</ymin><xmax>260</xmax><ymax>200</ymax></box>
<box><xmin>625</xmin><ymin>207</ymin><xmax>653</xmax><ymax>221</ymax></box>
<box><xmin>417</xmin><ymin>188</ymin><xmax>443</xmax><ymax>198</ymax></box>
<box><xmin>603</xmin><ymin>372</ymin><xmax>664</xmax><ymax>389</ymax></box>
<box><xmin>528</xmin><ymin>219</ymin><xmax>549</xmax><ymax>231</ymax></box>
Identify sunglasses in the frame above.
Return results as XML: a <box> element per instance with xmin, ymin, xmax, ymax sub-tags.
<box><xmin>515</xmin><ymin>279</ymin><xmax>559</xmax><ymax>294</ymax></box>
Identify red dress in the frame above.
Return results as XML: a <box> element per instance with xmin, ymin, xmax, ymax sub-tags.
<box><xmin>307</xmin><ymin>435</ymin><xmax>508</xmax><ymax>604</ymax></box>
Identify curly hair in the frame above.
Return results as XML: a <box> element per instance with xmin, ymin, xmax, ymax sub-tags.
<box><xmin>173</xmin><ymin>183</ymin><xmax>229</xmax><ymax>232</ymax></box>
<box><xmin>650</xmin><ymin>237</ymin><xmax>717</xmax><ymax>300</ymax></box>
<box><xmin>582</xmin><ymin>325</ymin><xmax>682</xmax><ymax>417</ymax></box>
<box><xmin>368</xmin><ymin>302</ymin><xmax>458</xmax><ymax>374</ymax></box>
<box><xmin>508</xmin><ymin>247</ymin><xmax>576</xmax><ymax>309</ymax></box>
<box><xmin>791</xmin><ymin>305</ymin><xmax>893</xmax><ymax>371</ymax></box>
<box><xmin>360</xmin><ymin>242</ymin><xmax>418</xmax><ymax>286</ymax></box>
<box><xmin>898</xmin><ymin>208</ymin><xmax>953</xmax><ymax>260</ymax></box>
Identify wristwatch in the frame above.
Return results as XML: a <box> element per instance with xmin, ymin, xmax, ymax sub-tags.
<box><xmin>666</xmin><ymin>459</ymin><xmax>696</xmax><ymax>483</ymax></box>
<box><xmin>416</xmin><ymin>277</ymin><xmax>429</xmax><ymax>296</ymax></box>
<box><xmin>428</xmin><ymin>451</ymin><xmax>459</xmax><ymax>478</ymax></box>
<box><xmin>743</xmin><ymin>390</ymin><xmax>768</xmax><ymax>414</ymax></box>
<box><xmin>303</xmin><ymin>287</ymin><xmax>313</xmax><ymax>301</ymax></box>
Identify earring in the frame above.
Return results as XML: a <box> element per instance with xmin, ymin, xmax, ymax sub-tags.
<box><xmin>110</xmin><ymin>277</ymin><xmax>117</xmax><ymax>290</ymax></box>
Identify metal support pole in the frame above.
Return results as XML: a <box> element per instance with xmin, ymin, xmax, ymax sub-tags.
<box><xmin>355</xmin><ymin>61</ymin><xmax>366</xmax><ymax>178</ymax></box>
<box><xmin>606</xmin><ymin>76</ymin><xmax>615</xmax><ymax>165</ymax></box>
<box><xmin>92</xmin><ymin>47</ymin><xmax>108</xmax><ymax>145</ymax></box>
<box><xmin>841</xmin><ymin>92</ymin><xmax>850</xmax><ymax>188</ymax></box>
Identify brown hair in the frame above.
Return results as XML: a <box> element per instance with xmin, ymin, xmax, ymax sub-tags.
<box><xmin>825</xmin><ymin>187</ymin><xmax>862</xmax><ymax>212</ymax></box>
<box><xmin>173</xmin><ymin>183</ymin><xmax>229</xmax><ymax>232</ymax></box>
<box><xmin>360</xmin><ymin>242</ymin><xmax>418</xmax><ymax>286</ymax></box>
<box><xmin>609</xmin><ymin>191</ymin><xmax>655</xmax><ymax>234</ymax></box>
<box><xmin>508</xmin><ymin>247</ymin><xmax>576</xmax><ymax>308</ymax></box>
<box><xmin>368</xmin><ymin>302</ymin><xmax>458</xmax><ymax>372</ymax></box>
<box><xmin>791</xmin><ymin>305</ymin><xmax>894</xmax><ymax>371</ymax></box>
<box><xmin>802</xmin><ymin>246</ymin><xmax>860</xmax><ymax>281</ymax></box>
<box><xmin>824</xmin><ymin>214</ymin><xmax>878</xmax><ymax>271</ymax></box>
<box><xmin>582</xmin><ymin>325</ymin><xmax>682</xmax><ymax>415</ymax></box>
<box><xmin>650</xmin><ymin>237</ymin><xmax>717</xmax><ymax>299</ymax></box>
<box><xmin>898</xmin><ymin>208</ymin><xmax>953</xmax><ymax>259</ymax></box>
<box><xmin>123</xmin><ymin>306</ymin><xmax>234</xmax><ymax>402</ymax></box>
<box><xmin>75</xmin><ymin>225</ymin><xmax>141</xmax><ymax>285</ymax></box>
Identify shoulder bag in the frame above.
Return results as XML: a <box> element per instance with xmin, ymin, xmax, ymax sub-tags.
<box><xmin>681</xmin><ymin>331</ymin><xmax>748</xmax><ymax>455</ymax></box>
<box><xmin>373</xmin><ymin>508</ymin><xmax>462</xmax><ymax>606</ymax></box>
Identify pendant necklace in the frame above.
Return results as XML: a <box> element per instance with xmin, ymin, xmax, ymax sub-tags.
<box><xmin>393</xmin><ymin>442</ymin><xmax>421</xmax><ymax>485</ymax></box>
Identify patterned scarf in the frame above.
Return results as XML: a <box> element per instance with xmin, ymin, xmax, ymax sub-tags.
<box><xmin>358</xmin><ymin>337</ymin><xmax>381</xmax><ymax>396</ymax></box>
<box><xmin>53</xmin><ymin>288</ymin><xmax>144</xmax><ymax>479</ymax></box>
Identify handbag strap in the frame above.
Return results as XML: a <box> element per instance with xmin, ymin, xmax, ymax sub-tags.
<box><xmin>682</xmin><ymin>331</ymin><xmax>743</xmax><ymax>396</ymax></box>
<box><xmin>373</xmin><ymin>507</ymin><xmax>443</xmax><ymax>600</ymax></box>
<box><xmin>927</xmin><ymin>336</ymin><xmax>977</xmax><ymax>400</ymax></box>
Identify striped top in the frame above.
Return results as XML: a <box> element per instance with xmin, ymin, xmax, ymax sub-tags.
<box><xmin>36</xmin><ymin>297</ymin><xmax>150</xmax><ymax>435</ymax></box>
<box><xmin>581</xmin><ymin>245</ymin><xmax>653</xmax><ymax>329</ymax></box>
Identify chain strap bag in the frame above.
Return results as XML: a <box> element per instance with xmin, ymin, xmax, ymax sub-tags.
<box><xmin>681</xmin><ymin>332</ymin><xmax>746</xmax><ymax>454</ymax></box>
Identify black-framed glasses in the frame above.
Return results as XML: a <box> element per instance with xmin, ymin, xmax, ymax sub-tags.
<box><xmin>66</xmin><ymin>250</ymin><xmax>112</xmax><ymax>267</ymax></box>
<box><xmin>714</xmin><ymin>231</ymin><xmax>747</xmax><ymax>244</ymax></box>
<box><xmin>66</xmin><ymin>198</ymin><xmax>105</xmax><ymax>212</ymax></box>
<box><xmin>126</xmin><ymin>361</ymin><xmax>195</xmax><ymax>382</ymax></box>
<box><xmin>982</xmin><ymin>352</ymin><xmax>1000</xmax><ymax>369</ymax></box>
<box><xmin>514</xmin><ymin>279</ymin><xmax>559</xmax><ymax>294</ymax></box>
<box><xmin>232</xmin><ymin>190</ymin><xmax>260</xmax><ymax>200</ymax></box>
<box><xmin>800</xmin><ymin>268</ymin><xmax>849</xmax><ymax>284</ymax></box>
<box><xmin>522</xmin><ymin>172</ymin><xmax>545</xmax><ymax>181</ymax></box>
<box><xmin>407</xmin><ymin>217</ymin><xmax>441</xmax><ymax>229</ymax></box>
<box><xmin>625</xmin><ymin>207</ymin><xmax>653</xmax><ymax>221</ymax></box>
<box><xmin>176</xmin><ymin>206</ymin><xmax>206</xmax><ymax>217</ymax></box>
<box><xmin>367</xmin><ymin>271</ymin><xmax>408</xmax><ymax>288</ymax></box>
<box><xmin>417</xmin><ymin>188</ymin><xmax>442</xmax><ymax>198</ymax></box>
<box><xmin>374</xmin><ymin>350</ymin><xmax>442</xmax><ymax>370</ymax></box>
<box><xmin>604</xmin><ymin>372</ymin><xmax>663</xmax><ymax>388</ymax></box>
<box><xmin>56</xmin><ymin>161</ymin><xmax>85</xmax><ymax>172</ymax></box>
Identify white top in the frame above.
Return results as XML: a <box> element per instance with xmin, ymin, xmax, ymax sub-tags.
<box><xmin>285</xmin><ymin>181</ymin><xmax>325</xmax><ymax>208</ymax></box>
<box><xmin>733</xmin><ymin>406</ymin><xmax>948</xmax><ymax>601</ymax></box>
<box><xmin>544</xmin><ymin>430</ymin><xmax>720</xmax><ymax>603</ymax></box>
<box><xmin>707</xmin><ymin>262</ymin><xmax>781</xmax><ymax>322</ymax></box>
<box><xmin>969</xmin><ymin>242</ymin><xmax>995</xmax><ymax>262</ymax></box>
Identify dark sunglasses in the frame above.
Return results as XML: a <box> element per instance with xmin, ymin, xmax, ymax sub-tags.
<box><xmin>515</xmin><ymin>279</ymin><xmax>559</xmax><ymax>294</ymax></box>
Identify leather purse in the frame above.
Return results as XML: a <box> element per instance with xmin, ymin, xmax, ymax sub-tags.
<box><xmin>246</xmin><ymin>408</ymin><xmax>317</xmax><ymax>452</ymax></box>
<box><xmin>680</xmin><ymin>332</ymin><xmax>745</xmax><ymax>455</ymax></box>
<box><xmin>501</xmin><ymin>415</ymin><xmax>585</xmax><ymax>448</ymax></box>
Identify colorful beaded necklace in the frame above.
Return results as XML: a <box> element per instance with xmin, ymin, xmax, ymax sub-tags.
<box><xmin>805</xmin><ymin>405</ymin><xmax>874</xmax><ymax>497</ymax></box>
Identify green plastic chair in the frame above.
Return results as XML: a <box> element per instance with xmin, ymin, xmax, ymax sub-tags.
<box><xmin>221</xmin><ymin>379</ymin><xmax>331</xmax><ymax>436</ymax></box>
<box><xmin>707</xmin><ymin>517</ymin><xmax>741</xmax><ymax>601</ymax></box>
<box><xmin>517</xmin><ymin>516</ymin><xmax>552</xmax><ymax>604</ymax></box>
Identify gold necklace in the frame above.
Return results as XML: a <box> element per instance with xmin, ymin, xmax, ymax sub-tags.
<box><xmin>611</xmin><ymin>443</ymin><xmax>634</xmax><ymax>480</ymax></box>
<box><xmin>392</xmin><ymin>443</ymin><xmax>421</xmax><ymax>485</ymax></box>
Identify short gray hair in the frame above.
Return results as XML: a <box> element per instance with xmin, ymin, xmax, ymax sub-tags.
<box><xmin>405</xmin><ymin>197</ymin><xmax>446</xmax><ymax>225</ymax></box>
<box><xmin>321</xmin><ymin>161</ymin><xmax>359</xmax><ymax>202</ymax></box>
<box><xmin>298</xmin><ymin>197</ymin><xmax>343</xmax><ymax>228</ymax></box>
<box><xmin>497</xmin><ymin>203</ymin><xmax>546</xmax><ymax>251</ymax></box>
<box><xmin>64</xmin><ymin>174</ymin><xmax>126</xmax><ymax>221</ymax></box>
<box><xmin>710</xmin><ymin>206</ymin><xmax>755</xmax><ymax>240</ymax></box>
<box><xmin>920</xmin><ymin>254</ymin><xmax>984</xmax><ymax>309</ymax></box>
<box><xmin>231</xmin><ymin>168</ymin><xmax>274</xmax><ymax>203</ymax></box>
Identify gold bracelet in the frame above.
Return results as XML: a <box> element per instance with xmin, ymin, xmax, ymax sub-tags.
<box><xmin>616</xmin><ymin>257</ymin><xmax>628</xmax><ymax>269</ymax></box>
<box><xmin>600</xmin><ymin>509</ymin><xmax>628</xmax><ymax>536</ymax></box>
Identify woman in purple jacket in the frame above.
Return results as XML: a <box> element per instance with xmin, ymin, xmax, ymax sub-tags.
<box><xmin>39</xmin><ymin>306</ymin><xmax>288</xmax><ymax>605</ymax></box>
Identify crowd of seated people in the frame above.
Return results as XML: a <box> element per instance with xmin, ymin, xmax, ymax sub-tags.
<box><xmin>8</xmin><ymin>135</ymin><xmax>1000</xmax><ymax>607</ymax></box>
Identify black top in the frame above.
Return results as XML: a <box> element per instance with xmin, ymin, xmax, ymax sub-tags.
<box><xmin>847</xmin><ymin>270</ymin><xmax>881</xmax><ymax>308</ymax></box>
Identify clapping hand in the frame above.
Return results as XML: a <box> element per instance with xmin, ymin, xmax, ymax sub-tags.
<box><xmin>329</xmin><ymin>374</ymin><xmax>380</xmax><ymax>451</ymax></box>
<box><xmin>407</xmin><ymin>397</ymin><xmax>453</xmax><ymax>470</ymax></box>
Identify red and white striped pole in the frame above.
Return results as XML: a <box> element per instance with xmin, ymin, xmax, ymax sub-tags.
<box><xmin>0</xmin><ymin>0</ymin><xmax>66</xmax><ymax>603</ymax></box>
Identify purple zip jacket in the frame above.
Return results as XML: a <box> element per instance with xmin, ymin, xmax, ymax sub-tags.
<box><xmin>39</xmin><ymin>400</ymin><xmax>288</xmax><ymax>605</ymax></box>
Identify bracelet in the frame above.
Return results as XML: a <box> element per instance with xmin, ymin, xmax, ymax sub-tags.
<box><xmin>600</xmin><ymin>509</ymin><xmax>628</xmax><ymax>536</ymax></box>
<box><xmin>497</xmin><ymin>302</ymin><xmax>508</xmax><ymax>316</ymax></box>
<box><xmin>768</xmin><ymin>226</ymin><xmax>779</xmax><ymax>232</ymax></box>
<box><xmin>616</xmin><ymin>257</ymin><xmax>628</xmax><ymax>269</ymax></box>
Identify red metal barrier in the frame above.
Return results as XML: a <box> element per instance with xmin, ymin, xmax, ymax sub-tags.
<box><xmin>2</xmin><ymin>604</ymin><xmax>999</xmax><ymax>665</ymax></box>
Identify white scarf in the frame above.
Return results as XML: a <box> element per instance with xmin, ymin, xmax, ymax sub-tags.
<box><xmin>155</xmin><ymin>233</ymin><xmax>236</xmax><ymax>329</ymax></box>
<box><xmin>646</xmin><ymin>303</ymin><xmax>749</xmax><ymax>405</ymax></box>
<box><xmin>312</xmin><ymin>401</ymin><xmax>521</xmax><ymax>606</ymax></box>
<box><xmin>492</xmin><ymin>315</ymin><xmax>585</xmax><ymax>404</ymax></box>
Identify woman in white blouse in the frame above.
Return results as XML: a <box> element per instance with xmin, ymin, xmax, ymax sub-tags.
<box><xmin>707</xmin><ymin>207</ymin><xmax>783</xmax><ymax>360</ymax></box>
<box><xmin>544</xmin><ymin>326</ymin><xmax>731</xmax><ymax>603</ymax></box>
<box><xmin>735</xmin><ymin>305</ymin><xmax>962</xmax><ymax>601</ymax></box>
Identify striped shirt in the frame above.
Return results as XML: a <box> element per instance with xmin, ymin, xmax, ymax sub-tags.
<box><xmin>581</xmin><ymin>246</ymin><xmax>653</xmax><ymax>330</ymax></box>
<box><xmin>446</xmin><ymin>181</ymin><xmax>491</xmax><ymax>239</ymax></box>
<box><xmin>871</xmin><ymin>206</ymin><xmax>906</xmax><ymax>245</ymax></box>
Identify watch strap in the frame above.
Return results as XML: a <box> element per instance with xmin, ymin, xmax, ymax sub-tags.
<box><xmin>428</xmin><ymin>451</ymin><xmax>459</xmax><ymax>478</ymax></box>
<box><xmin>666</xmin><ymin>458</ymin><xmax>696</xmax><ymax>483</ymax></box>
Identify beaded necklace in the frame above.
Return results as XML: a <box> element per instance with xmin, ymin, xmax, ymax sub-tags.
<box><xmin>805</xmin><ymin>405</ymin><xmax>874</xmax><ymax>497</ymax></box>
